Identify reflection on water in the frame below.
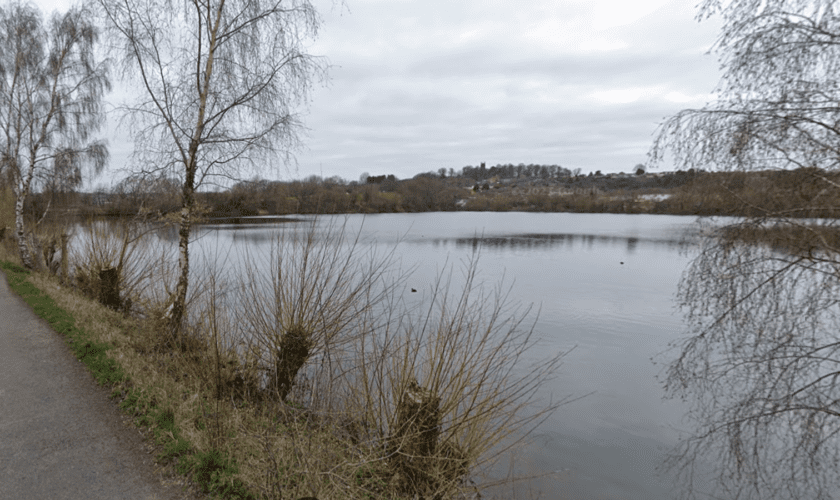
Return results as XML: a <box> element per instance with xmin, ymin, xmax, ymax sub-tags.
<box><xmin>427</xmin><ymin>232</ymin><xmax>690</xmax><ymax>253</ymax></box>
<box><xmin>200</xmin><ymin>215</ymin><xmax>311</xmax><ymax>226</ymax></box>
<box><xmin>217</xmin><ymin>229</ymin><xmax>691</xmax><ymax>254</ymax></box>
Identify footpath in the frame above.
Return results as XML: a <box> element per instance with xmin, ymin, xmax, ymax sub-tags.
<box><xmin>0</xmin><ymin>269</ymin><xmax>200</xmax><ymax>500</ymax></box>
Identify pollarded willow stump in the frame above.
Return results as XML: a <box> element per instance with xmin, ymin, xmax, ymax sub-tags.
<box><xmin>98</xmin><ymin>267</ymin><xmax>121</xmax><ymax>310</ymax></box>
<box><xmin>270</xmin><ymin>324</ymin><xmax>313</xmax><ymax>402</ymax></box>
<box><xmin>388</xmin><ymin>378</ymin><xmax>442</xmax><ymax>496</ymax></box>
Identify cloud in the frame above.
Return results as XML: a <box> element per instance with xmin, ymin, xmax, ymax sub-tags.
<box><xmin>306</xmin><ymin>0</ymin><xmax>722</xmax><ymax>178</ymax></box>
<box><xmin>664</xmin><ymin>91</ymin><xmax>713</xmax><ymax>103</ymax></box>
<box><xmin>72</xmin><ymin>0</ymin><xmax>725</xmax><ymax>184</ymax></box>
<box><xmin>590</xmin><ymin>88</ymin><xmax>649</xmax><ymax>104</ymax></box>
<box><xmin>589</xmin><ymin>0</ymin><xmax>673</xmax><ymax>30</ymax></box>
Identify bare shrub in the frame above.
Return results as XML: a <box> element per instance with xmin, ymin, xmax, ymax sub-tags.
<box><xmin>238</xmin><ymin>217</ymin><xmax>406</xmax><ymax>406</ymax></box>
<box><xmin>71</xmin><ymin>218</ymin><xmax>169</xmax><ymax>314</ymax></box>
<box><xmin>347</xmin><ymin>254</ymin><xmax>568</xmax><ymax>498</ymax></box>
<box><xmin>42</xmin><ymin>214</ymin><xmax>568</xmax><ymax>499</ymax></box>
<box><xmin>234</xmin><ymin>217</ymin><xmax>568</xmax><ymax>498</ymax></box>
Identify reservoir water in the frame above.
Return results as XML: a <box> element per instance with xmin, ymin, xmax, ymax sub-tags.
<box><xmin>162</xmin><ymin>212</ymin><xmax>712</xmax><ymax>499</ymax></box>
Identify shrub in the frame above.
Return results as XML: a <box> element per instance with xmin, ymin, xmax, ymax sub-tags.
<box><xmin>233</xmin><ymin>217</ymin><xmax>566</xmax><ymax>498</ymax></box>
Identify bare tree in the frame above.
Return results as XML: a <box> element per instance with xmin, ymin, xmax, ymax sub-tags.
<box><xmin>0</xmin><ymin>2</ymin><xmax>109</xmax><ymax>269</ymax></box>
<box><xmin>651</xmin><ymin>0</ymin><xmax>840</xmax><ymax>175</ymax></box>
<box><xmin>650</xmin><ymin>1</ymin><xmax>840</xmax><ymax>498</ymax></box>
<box><xmin>96</xmin><ymin>0</ymin><xmax>328</xmax><ymax>335</ymax></box>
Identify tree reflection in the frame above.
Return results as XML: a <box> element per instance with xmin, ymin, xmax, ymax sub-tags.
<box><xmin>662</xmin><ymin>218</ymin><xmax>840</xmax><ymax>499</ymax></box>
<box><xmin>440</xmin><ymin>233</ymin><xmax>687</xmax><ymax>254</ymax></box>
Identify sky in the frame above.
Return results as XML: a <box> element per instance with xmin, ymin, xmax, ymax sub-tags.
<box><xmin>38</xmin><ymin>0</ymin><xmax>724</xmax><ymax>187</ymax></box>
<box><xmin>292</xmin><ymin>0</ymin><xmax>724</xmax><ymax>183</ymax></box>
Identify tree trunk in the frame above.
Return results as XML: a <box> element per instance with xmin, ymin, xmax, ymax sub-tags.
<box><xmin>166</xmin><ymin>0</ymin><xmax>220</xmax><ymax>339</ymax></box>
<box><xmin>169</xmin><ymin>205</ymin><xmax>192</xmax><ymax>336</ymax></box>
<box><xmin>14</xmin><ymin>194</ymin><xmax>34</xmax><ymax>269</ymax></box>
<box><xmin>97</xmin><ymin>266</ymin><xmax>121</xmax><ymax>309</ymax></box>
<box><xmin>60</xmin><ymin>232</ymin><xmax>68</xmax><ymax>284</ymax></box>
<box><xmin>389</xmin><ymin>378</ymin><xmax>442</xmax><ymax>495</ymax></box>
<box><xmin>14</xmin><ymin>164</ymin><xmax>36</xmax><ymax>270</ymax></box>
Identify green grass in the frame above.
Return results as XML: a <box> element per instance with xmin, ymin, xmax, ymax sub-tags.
<box><xmin>0</xmin><ymin>260</ymin><xmax>251</xmax><ymax>499</ymax></box>
<box><xmin>0</xmin><ymin>260</ymin><xmax>125</xmax><ymax>385</ymax></box>
<box><xmin>178</xmin><ymin>449</ymin><xmax>256</xmax><ymax>500</ymax></box>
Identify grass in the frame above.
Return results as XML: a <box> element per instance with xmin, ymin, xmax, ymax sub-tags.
<box><xmin>0</xmin><ymin>259</ymin><xmax>250</xmax><ymax>499</ymax></box>
<box><xmin>0</xmin><ymin>215</ymin><xmax>565</xmax><ymax>500</ymax></box>
<box><xmin>0</xmin><ymin>260</ymin><xmax>125</xmax><ymax>386</ymax></box>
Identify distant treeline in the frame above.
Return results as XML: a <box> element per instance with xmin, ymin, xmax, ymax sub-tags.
<box><xmin>63</xmin><ymin>168</ymin><xmax>695</xmax><ymax>217</ymax></box>
<box><xmin>460</xmin><ymin>163</ymin><xmax>573</xmax><ymax>181</ymax></box>
<box><xmin>24</xmin><ymin>166</ymin><xmax>840</xmax><ymax>220</ymax></box>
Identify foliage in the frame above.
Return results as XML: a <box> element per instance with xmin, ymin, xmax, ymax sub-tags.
<box><xmin>459</xmin><ymin>163</ymin><xmax>571</xmax><ymax>181</ymax></box>
<box><xmin>74</xmin><ymin>168</ymin><xmax>787</xmax><ymax>218</ymax></box>
<box><xmin>71</xmin><ymin>166</ymin><xmax>837</xmax><ymax>219</ymax></box>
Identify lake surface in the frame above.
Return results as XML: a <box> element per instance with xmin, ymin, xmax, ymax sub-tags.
<box><xmin>183</xmin><ymin>212</ymin><xmax>714</xmax><ymax>499</ymax></box>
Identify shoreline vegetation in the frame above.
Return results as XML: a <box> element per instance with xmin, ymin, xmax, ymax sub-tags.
<box><xmin>31</xmin><ymin>165</ymin><xmax>840</xmax><ymax>220</ymax></box>
<box><xmin>0</xmin><ymin>206</ymin><xmax>568</xmax><ymax>500</ymax></box>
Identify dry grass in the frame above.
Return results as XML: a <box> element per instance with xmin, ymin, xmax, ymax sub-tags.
<box><xmin>69</xmin><ymin>218</ymin><xmax>176</xmax><ymax>314</ymax></box>
<box><xmin>4</xmin><ymin>215</ymin><xmax>567</xmax><ymax>500</ymax></box>
<box><xmin>237</xmin><ymin>217</ymin><xmax>407</xmax><ymax>407</ymax></box>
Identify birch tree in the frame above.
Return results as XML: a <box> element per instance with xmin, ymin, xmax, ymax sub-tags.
<box><xmin>0</xmin><ymin>2</ymin><xmax>109</xmax><ymax>269</ymax></box>
<box><xmin>651</xmin><ymin>1</ymin><xmax>840</xmax><ymax>498</ymax></box>
<box><xmin>97</xmin><ymin>0</ymin><xmax>327</xmax><ymax>335</ymax></box>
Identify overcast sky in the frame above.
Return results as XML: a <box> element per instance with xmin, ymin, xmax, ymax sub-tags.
<box><xmin>39</xmin><ymin>0</ymin><xmax>724</xmax><ymax>187</ymax></box>
<box><xmin>289</xmin><ymin>0</ymin><xmax>725</xmax><ymax>182</ymax></box>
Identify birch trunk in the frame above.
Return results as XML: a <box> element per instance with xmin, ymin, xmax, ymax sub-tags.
<box><xmin>167</xmin><ymin>0</ymin><xmax>223</xmax><ymax>336</ymax></box>
<box><xmin>169</xmin><ymin>204</ymin><xmax>191</xmax><ymax>335</ymax></box>
<box><xmin>14</xmin><ymin>162</ymin><xmax>35</xmax><ymax>269</ymax></box>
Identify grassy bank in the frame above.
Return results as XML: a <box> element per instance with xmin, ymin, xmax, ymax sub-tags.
<box><xmin>0</xmin><ymin>260</ymin><xmax>255</xmax><ymax>498</ymax></box>
<box><xmin>0</xmin><ymin>215</ymin><xmax>562</xmax><ymax>500</ymax></box>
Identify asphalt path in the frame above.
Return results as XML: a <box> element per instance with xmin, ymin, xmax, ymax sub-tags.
<box><xmin>0</xmin><ymin>269</ymin><xmax>201</xmax><ymax>500</ymax></box>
